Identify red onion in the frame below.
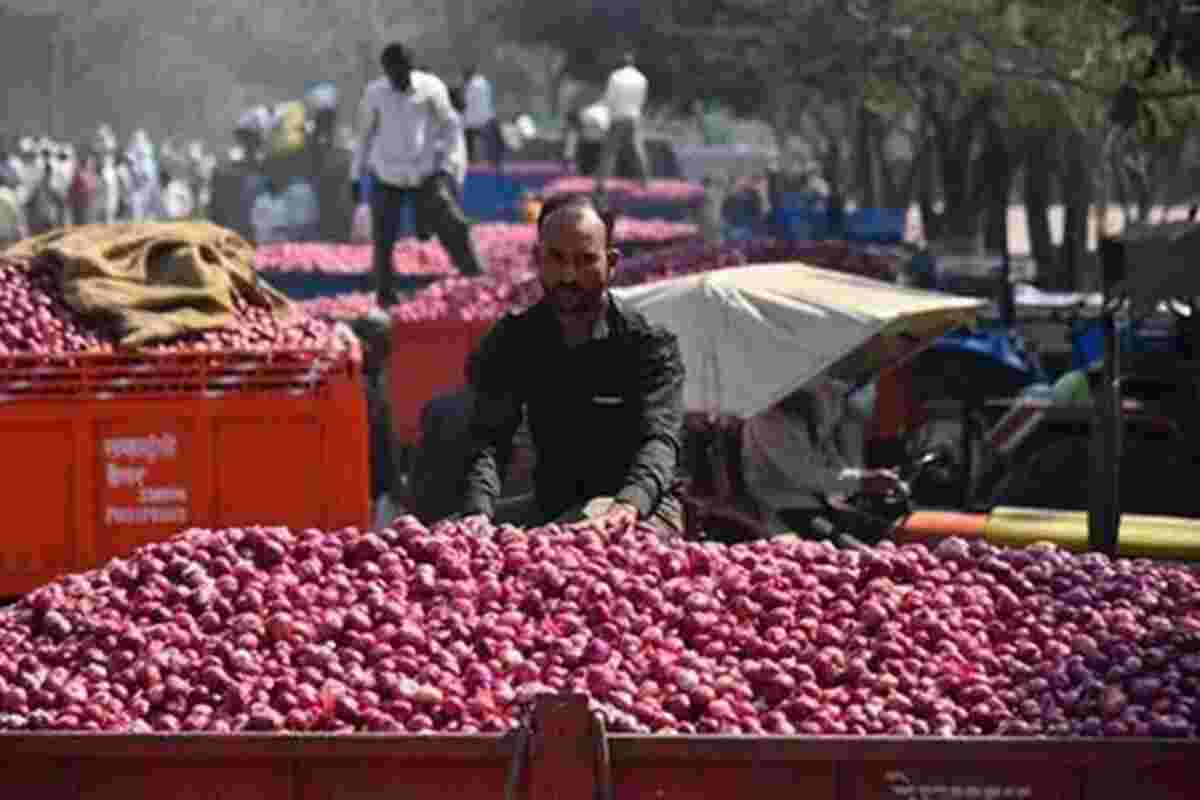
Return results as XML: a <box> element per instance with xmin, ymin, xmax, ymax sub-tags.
<box><xmin>0</xmin><ymin>526</ymin><xmax>1197</xmax><ymax>736</ymax></box>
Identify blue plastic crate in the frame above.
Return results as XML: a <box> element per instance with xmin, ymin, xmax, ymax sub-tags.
<box><xmin>845</xmin><ymin>208</ymin><xmax>906</xmax><ymax>244</ymax></box>
<box><xmin>461</xmin><ymin>173</ymin><xmax>523</xmax><ymax>222</ymax></box>
<box><xmin>770</xmin><ymin>207</ymin><xmax>831</xmax><ymax>241</ymax></box>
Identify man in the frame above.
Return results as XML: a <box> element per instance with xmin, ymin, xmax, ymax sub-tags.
<box><xmin>562</xmin><ymin>102</ymin><xmax>609</xmax><ymax>176</ymax></box>
<box><xmin>91</xmin><ymin>125</ymin><xmax>122</xmax><ymax>225</ymax></box>
<box><xmin>457</xmin><ymin>193</ymin><xmax>686</xmax><ymax>535</ymax></box>
<box><xmin>445</xmin><ymin>85</ymin><xmax>470</xmax><ymax>199</ymax></box>
<box><xmin>0</xmin><ymin>141</ymin><xmax>27</xmax><ymax>246</ymax></box>
<box><xmin>596</xmin><ymin>52</ymin><xmax>650</xmax><ymax>191</ymax></box>
<box><xmin>354</xmin><ymin>44</ymin><xmax>483</xmax><ymax>306</ymax></box>
<box><xmin>462</xmin><ymin>66</ymin><xmax>502</xmax><ymax>170</ymax></box>
<box><xmin>741</xmin><ymin>380</ymin><xmax>904</xmax><ymax>538</ymax></box>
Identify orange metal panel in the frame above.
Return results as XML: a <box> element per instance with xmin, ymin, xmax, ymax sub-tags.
<box><xmin>0</xmin><ymin>352</ymin><xmax>369</xmax><ymax>598</ymax></box>
<box><xmin>213</xmin><ymin>416</ymin><xmax>324</xmax><ymax>528</ymax></box>
<box><xmin>94</xmin><ymin>417</ymin><xmax>198</xmax><ymax>561</ymax></box>
<box><xmin>389</xmin><ymin>320</ymin><xmax>493</xmax><ymax>445</ymax></box>
<box><xmin>0</xmin><ymin>422</ymin><xmax>75</xmax><ymax>584</ymax></box>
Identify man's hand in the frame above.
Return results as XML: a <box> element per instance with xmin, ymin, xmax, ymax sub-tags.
<box><xmin>574</xmin><ymin>497</ymin><xmax>638</xmax><ymax>535</ymax></box>
<box><xmin>455</xmin><ymin>513</ymin><xmax>492</xmax><ymax>535</ymax></box>
<box><xmin>596</xmin><ymin>500</ymin><xmax>638</xmax><ymax>529</ymax></box>
<box><xmin>859</xmin><ymin>469</ymin><xmax>907</xmax><ymax>497</ymax></box>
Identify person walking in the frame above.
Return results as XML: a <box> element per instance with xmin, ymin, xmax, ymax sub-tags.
<box><xmin>0</xmin><ymin>139</ymin><xmax>28</xmax><ymax>246</ymax></box>
<box><xmin>563</xmin><ymin>102</ymin><xmax>609</xmax><ymax>176</ymax></box>
<box><xmin>91</xmin><ymin>125</ymin><xmax>122</xmax><ymax>225</ymax></box>
<box><xmin>125</xmin><ymin>130</ymin><xmax>161</xmax><ymax>221</ymax></box>
<box><xmin>462</xmin><ymin>66</ymin><xmax>502</xmax><ymax>171</ymax></box>
<box><xmin>353</xmin><ymin>43</ymin><xmax>483</xmax><ymax>306</ymax></box>
<box><xmin>596</xmin><ymin>52</ymin><xmax>650</xmax><ymax>192</ymax></box>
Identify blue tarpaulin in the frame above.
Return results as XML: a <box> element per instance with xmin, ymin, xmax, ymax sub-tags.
<box><xmin>930</xmin><ymin>327</ymin><xmax>1045</xmax><ymax>385</ymax></box>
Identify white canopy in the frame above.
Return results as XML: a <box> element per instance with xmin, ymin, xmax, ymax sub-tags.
<box><xmin>613</xmin><ymin>262</ymin><xmax>985</xmax><ymax>418</ymax></box>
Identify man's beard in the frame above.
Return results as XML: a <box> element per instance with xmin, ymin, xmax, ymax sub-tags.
<box><xmin>544</xmin><ymin>282</ymin><xmax>606</xmax><ymax>319</ymax></box>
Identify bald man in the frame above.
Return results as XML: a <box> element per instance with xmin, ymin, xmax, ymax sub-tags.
<box><xmin>456</xmin><ymin>192</ymin><xmax>686</xmax><ymax>536</ymax></box>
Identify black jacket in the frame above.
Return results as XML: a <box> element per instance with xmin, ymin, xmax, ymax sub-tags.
<box><xmin>461</xmin><ymin>295</ymin><xmax>685</xmax><ymax>521</ymax></box>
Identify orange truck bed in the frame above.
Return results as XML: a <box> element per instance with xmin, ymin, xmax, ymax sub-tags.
<box><xmin>0</xmin><ymin>349</ymin><xmax>370</xmax><ymax>597</ymax></box>
<box><xmin>0</xmin><ymin>695</ymin><xmax>1193</xmax><ymax>799</ymax></box>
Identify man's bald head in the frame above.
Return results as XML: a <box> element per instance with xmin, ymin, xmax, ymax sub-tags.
<box><xmin>534</xmin><ymin>193</ymin><xmax>619</xmax><ymax>321</ymax></box>
<box><xmin>536</xmin><ymin>193</ymin><xmax>614</xmax><ymax>247</ymax></box>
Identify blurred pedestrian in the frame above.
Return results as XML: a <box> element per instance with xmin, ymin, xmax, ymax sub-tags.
<box><xmin>0</xmin><ymin>139</ymin><xmax>28</xmax><ymax>245</ymax></box>
<box><xmin>445</xmin><ymin>85</ymin><xmax>469</xmax><ymax>200</ymax></box>
<box><xmin>92</xmin><ymin>125</ymin><xmax>121</xmax><ymax>224</ymax></box>
<box><xmin>161</xmin><ymin>167</ymin><xmax>196</xmax><ymax>220</ymax></box>
<box><xmin>596</xmin><ymin>52</ymin><xmax>649</xmax><ymax>192</ymax></box>
<box><xmin>125</xmin><ymin>129</ymin><xmax>161</xmax><ymax>221</ymax></box>
<box><xmin>68</xmin><ymin>144</ymin><xmax>99</xmax><ymax>225</ymax></box>
<box><xmin>462</xmin><ymin>65</ymin><xmax>503</xmax><ymax>171</ymax></box>
<box><xmin>563</xmin><ymin>102</ymin><xmax>609</xmax><ymax>176</ymax></box>
<box><xmin>353</xmin><ymin>43</ymin><xmax>483</xmax><ymax>305</ymax></box>
<box><xmin>25</xmin><ymin>139</ymin><xmax>67</xmax><ymax>234</ymax></box>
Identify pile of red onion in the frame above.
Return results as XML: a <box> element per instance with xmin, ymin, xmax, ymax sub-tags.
<box><xmin>254</xmin><ymin>221</ymin><xmax>699</xmax><ymax>276</ymax></box>
<box><xmin>541</xmin><ymin>178</ymin><xmax>706</xmax><ymax>206</ymax></box>
<box><xmin>0</xmin><ymin>256</ymin><xmax>338</xmax><ymax>357</ymax></box>
<box><xmin>299</xmin><ymin>238</ymin><xmax>900</xmax><ymax>322</ymax></box>
<box><xmin>1</xmin><ymin>518</ymin><xmax>1196</xmax><ymax>736</ymax></box>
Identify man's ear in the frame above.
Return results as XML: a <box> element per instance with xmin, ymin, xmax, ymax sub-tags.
<box><xmin>606</xmin><ymin>247</ymin><xmax>620</xmax><ymax>274</ymax></box>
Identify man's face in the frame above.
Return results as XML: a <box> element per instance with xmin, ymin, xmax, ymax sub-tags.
<box><xmin>535</xmin><ymin>207</ymin><xmax>617</xmax><ymax>321</ymax></box>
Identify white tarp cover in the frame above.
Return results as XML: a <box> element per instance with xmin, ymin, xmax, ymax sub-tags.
<box><xmin>613</xmin><ymin>262</ymin><xmax>984</xmax><ymax>418</ymax></box>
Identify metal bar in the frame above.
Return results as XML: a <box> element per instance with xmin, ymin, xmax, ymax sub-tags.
<box><xmin>998</xmin><ymin>248</ymin><xmax>1015</xmax><ymax>327</ymax></box>
<box><xmin>529</xmin><ymin>695</ymin><xmax>598</xmax><ymax>800</ymax></box>
<box><xmin>0</xmin><ymin>732</ymin><xmax>1195</xmax><ymax>763</ymax></box>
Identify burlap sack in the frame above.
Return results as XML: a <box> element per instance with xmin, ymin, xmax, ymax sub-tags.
<box><xmin>7</xmin><ymin>221</ymin><xmax>293</xmax><ymax>348</ymax></box>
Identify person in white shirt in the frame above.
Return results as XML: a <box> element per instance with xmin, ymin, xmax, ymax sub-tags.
<box><xmin>445</xmin><ymin>87</ymin><xmax>470</xmax><ymax>199</ymax></box>
<box><xmin>354</xmin><ymin>44</ymin><xmax>483</xmax><ymax>303</ymax></box>
<box><xmin>462</xmin><ymin>66</ymin><xmax>502</xmax><ymax>170</ymax></box>
<box><xmin>563</xmin><ymin>102</ymin><xmax>610</xmax><ymax>175</ymax></box>
<box><xmin>597</xmin><ymin>52</ymin><xmax>650</xmax><ymax>190</ymax></box>
<box><xmin>90</xmin><ymin>125</ymin><xmax>121</xmax><ymax>225</ymax></box>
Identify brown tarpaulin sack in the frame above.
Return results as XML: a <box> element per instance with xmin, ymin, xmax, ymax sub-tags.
<box><xmin>6</xmin><ymin>221</ymin><xmax>293</xmax><ymax>348</ymax></box>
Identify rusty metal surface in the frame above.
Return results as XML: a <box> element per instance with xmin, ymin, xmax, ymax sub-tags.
<box><xmin>0</xmin><ymin>732</ymin><xmax>1195</xmax><ymax>763</ymax></box>
<box><xmin>0</xmin><ymin>723</ymin><xmax>1197</xmax><ymax>800</ymax></box>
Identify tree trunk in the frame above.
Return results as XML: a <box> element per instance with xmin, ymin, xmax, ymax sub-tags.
<box><xmin>917</xmin><ymin>140</ymin><xmax>941</xmax><ymax>243</ymax></box>
<box><xmin>982</xmin><ymin>124</ymin><xmax>1012</xmax><ymax>253</ymax></box>
<box><xmin>854</xmin><ymin>109</ymin><xmax>879</xmax><ymax>210</ymax></box>
<box><xmin>1023</xmin><ymin>132</ymin><xmax>1060</xmax><ymax>287</ymax></box>
<box><xmin>1058</xmin><ymin>130</ymin><xmax>1092</xmax><ymax>292</ymax></box>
